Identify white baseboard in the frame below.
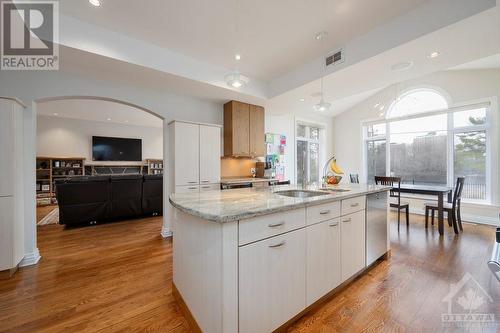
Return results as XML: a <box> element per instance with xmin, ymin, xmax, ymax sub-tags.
<box><xmin>20</xmin><ymin>248</ymin><xmax>41</xmax><ymax>267</ymax></box>
<box><xmin>161</xmin><ymin>228</ymin><xmax>173</xmax><ymax>238</ymax></box>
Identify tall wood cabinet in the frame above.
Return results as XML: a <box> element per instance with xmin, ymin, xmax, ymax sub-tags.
<box><xmin>223</xmin><ymin>101</ymin><xmax>265</xmax><ymax>157</ymax></box>
<box><xmin>169</xmin><ymin>121</ymin><xmax>221</xmax><ymax>193</ymax></box>
<box><xmin>0</xmin><ymin>98</ymin><xmax>25</xmax><ymax>276</ymax></box>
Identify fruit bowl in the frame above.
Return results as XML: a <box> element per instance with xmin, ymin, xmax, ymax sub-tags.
<box><xmin>324</xmin><ymin>175</ymin><xmax>342</xmax><ymax>185</ymax></box>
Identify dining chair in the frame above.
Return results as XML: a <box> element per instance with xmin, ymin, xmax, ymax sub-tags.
<box><xmin>374</xmin><ymin>176</ymin><xmax>409</xmax><ymax>231</ymax></box>
<box><xmin>350</xmin><ymin>174</ymin><xmax>359</xmax><ymax>183</ymax></box>
<box><xmin>424</xmin><ymin>177</ymin><xmax>465</xmax><ymax>234</ymax></box>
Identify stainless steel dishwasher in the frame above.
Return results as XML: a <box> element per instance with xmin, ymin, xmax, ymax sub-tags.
<box><xmin>366</xmin><ymin>192</ymin><xmax>388</xmax><ymax>266</ymax></box>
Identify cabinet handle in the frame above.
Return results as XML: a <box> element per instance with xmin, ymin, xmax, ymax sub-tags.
<box><xmin>350</xmin><ymin>203</ymin><xmax>359</xmax><ymax>207</ymax></box>
<box><xmin>269</xmin><ymin>241</ymin><xmax>285</xmax><ymax>248</ymax></box>
<box><xmin>329</xmin><ymin>222</ymin><xmax>339</xmax><ymax>227</ymax></box>
<box><xmin>188</xmin><ymin>187</ymin><xmax>198</xmax><ymax>190</ymax></box>
<box><xmin>201</xmin><ymin>180</ymin><xmax>210</xmax><ymax>183</ymax></box>
<box><xmin>188</xmin><ymin>181</ymin><xmax>197</xmax><ymax>184</ymax></box>
<box><xmin>343</xmin><ymin>218</ymin><xmax>352</xmax><ymax>223</ymax></box>
<box><xmin>201</xmin><ymin>186</ymin><xmax>210</xmax><ymax>189</ymax></box>
<box><xmin>320</xmin><ymin>210</ymin><xmax>331</xmax><ymax>215</ymax></box>
<box><xmin>268</xmin><ymin>222</ymin><xmax>285</xmax><ymax>228</ymax></box>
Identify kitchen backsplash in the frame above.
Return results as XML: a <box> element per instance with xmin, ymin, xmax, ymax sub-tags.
<box><xmin>221</xmin><ymin>158</ymin><xmax>257</xmax><ymax>178</ymax></box>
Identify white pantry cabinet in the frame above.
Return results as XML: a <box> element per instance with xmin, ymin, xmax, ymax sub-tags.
<box><xmin>0</xmin><ymin>99</ymin><xmax>14</xmax><ymax>197</ymax></box>
<box><xmin>306</xmin><ymin>218</ymin><xmax>341</xmax><ymax>306</ymax></box>
<box><xmin>169</xmin><ymin>120</ymin><xmax>221</xmax><ymax>192</ymax></box>
<box><xmin>0</xmin><ymin>98</ymin><xmax>25</xmax><ymax>274</ymax></box>
<box><xmin>173</xmin><ymin>122</ymin><xmax>200</xmax><ymax>186</ymax></box>
<box><xmin>239</xmin><ymin>228</ymin><xmax>306</xmax><ymax>333</ymax></box>
<box><xmin>199</xmin><ymin>125</ymin><xmax>221</xmax><ymax>184</ymax></box>
<box><xmin>340</xmin><ymin>210</ymin><xmax>366</xmax><ymax>281</ymax></box>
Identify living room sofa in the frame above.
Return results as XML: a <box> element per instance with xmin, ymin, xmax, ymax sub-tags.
<box><xmin>55</xmin><ymin>174</ymin><xmax>163</xmax><ymax>226</ymax></box>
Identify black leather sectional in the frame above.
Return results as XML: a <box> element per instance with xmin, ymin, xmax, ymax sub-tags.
<box><xmin>55</xmin><ymin>174</ymin><xmax>163</xmax><ymax>226</ymax></box>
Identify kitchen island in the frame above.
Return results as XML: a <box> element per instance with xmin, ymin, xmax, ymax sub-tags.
<box><xmin>169</xmin><ymin>184</ymin><xmax>391</xmax><ymax>333</ymax></box>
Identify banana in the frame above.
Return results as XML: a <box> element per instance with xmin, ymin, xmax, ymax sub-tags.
<box><xmin>330</xmin><ymin>160</ymin><xmax>344</xmax><ymax>175</ymax></box>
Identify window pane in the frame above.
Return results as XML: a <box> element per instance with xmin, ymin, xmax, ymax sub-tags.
<box><xmin>389</xmin><ymin>90</ymin><xmax>448</xmax><ymax>118</ymax></box>
<box><xmin>310</xmin><ymin>127</ymin><xmax>320</xmax><ymax>140</ymax></box>
<box><xmin>454</xmin><ymin>131</ymin><xmax>486</xmax><ymax>200</ymax></box>
<box><xmin>390</xmin><ymin>114</ymin><xmax>447</xmax><ymax>134</ymax></box>
<box><xmin>297</xmin><ymin>124</ymin><xmax>306</xmax><ymax>138</ymax></box>
<box><xmin>453</xmin><ymin>108</ymin><xmax>486</xmax><ymax>128</ymax></box>
<box><xmin>309</xmin><ymin>142</ymin><xmax>319</xmax><ymax>183</ymax></box>
<box><xmin>367</xmin><ymin>123</ymin><xmax>386</xmax><ymax>137</ymax></box>
<box><xmin>390</xmin><ymin>131</ymin><xmax>447</xmax><ymax>186</ymax></box>
<box><xmin>366</xmin><ymin>140</ymin><xmax>386</xmax><ymax>184</ymax></box>
<box><xmin>296</xmin><ymin>140</ymin><xmax>308</xmax><ymax>185</ymax></box>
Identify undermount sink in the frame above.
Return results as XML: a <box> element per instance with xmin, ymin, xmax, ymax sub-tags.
<box><xmin>274</xmin><ymin>190</ymin><xmax>330</xmax><ymax>198</ymax></box>
<box><xmin>321</xmin><ymin>188</ymin><xmax>350</xmax><ymax>192</ymax></box>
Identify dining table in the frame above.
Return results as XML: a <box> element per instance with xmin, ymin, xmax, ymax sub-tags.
<box><xmin>394</xmin><ymin>184</ymin><xmax>453</xmax><ymax>235</ymax></box>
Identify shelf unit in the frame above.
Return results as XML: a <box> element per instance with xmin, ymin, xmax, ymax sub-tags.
<box><xmin>146</xmin><ymin>159</ymin><xmax>164</xmax><ymax>175</ymax></box>
<box><xmin>36</xmin><ymin>157</ymin><xmax>85</xmax><ymax>206</ymax></box>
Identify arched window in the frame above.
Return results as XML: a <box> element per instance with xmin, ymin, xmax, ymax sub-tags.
<box><xmin>387</xmin><ymin>89</ymin><xmax>448</xmax><ymax>118</ymax></box>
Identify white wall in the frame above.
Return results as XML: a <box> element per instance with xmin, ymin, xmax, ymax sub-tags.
<box><xmin>37</xmin><ymin>115</ymin><xmax>163</xmax><ymax>161</ymax></box>
<box><xmin>333</xmin><ymin>69</ymin><xmax>500</xmax><ymax>225</ymax></box>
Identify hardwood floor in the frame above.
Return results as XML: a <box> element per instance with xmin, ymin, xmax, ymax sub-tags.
<box><xmin>0</xmin><ymin>212</ymin><xmax>498</xmax><ymax>332</ymax></box>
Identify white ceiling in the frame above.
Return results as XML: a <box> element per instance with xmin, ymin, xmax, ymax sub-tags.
<box><xmin>60</xmin><ymin>0</ymin><xmax>428</xmax><ymax>81</ymax></box>
<box><xmin>449</xmin><ymin>53</ymin><xmax>500</xmax><ymax>71</ymax></box>
<box><xmin>37</xmin><ymin>98</ymin><xmax>163</xmax><ymax>128</ymax></box>
<box><xmin>267</xmin><ymin>5</ymin><xmax>500</xmax><ymax>117</ymax></box>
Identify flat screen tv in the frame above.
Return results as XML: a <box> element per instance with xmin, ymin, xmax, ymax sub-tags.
<box><xmin>92</xmin><ymin>136</ymin><xmax>142</xmax><ymax>161</ymax></box>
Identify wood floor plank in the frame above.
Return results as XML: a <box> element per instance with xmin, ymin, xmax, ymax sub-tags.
<box><xmin>0</xmin><ymin>212</ymin><xmax>499</xmax><ymax>332</ymax></box>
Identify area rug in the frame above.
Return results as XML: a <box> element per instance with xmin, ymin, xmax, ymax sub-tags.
<box><xmin>38</xmin><ymin>208</ymin><xmax>59</xmax><ymax>226</ymax></box>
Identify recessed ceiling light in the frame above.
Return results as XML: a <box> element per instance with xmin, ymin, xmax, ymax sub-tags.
<box><xmin>124</xmin><ymin>120</ymin><xmax>129</xmax><ymax>123</ymax></box>
<box><xmin>53</xmin><ymin>113</ymin><xmax>58</xmax><ymax>116</ymax></box>
<box><xmin>235</xmin><ymin>54</ymin><xmax>241</xmax><ymax>61</ymax></box>
<box><xmin>315</xmin><ymin>31</ymin><xmax>328</xmax><ymax>40</ymax></box>
<box><xmin>89</xmin><ymin>0</ymin><xmax>101</xmax><ymax>7</ymax></box>
<box><xmin>107</xmin><ymin>118</ymin><xmax>112</xmax><ymax>121</ymax></box>
<box><xmin>390</xmin><ymin>61</ymin><xmax>413</xmax><ymax>72</ymax></box>
<box><xmin>428</xmin><ymin>51</ymin><xmax>440</xmax><ymax>59</ymax></box>
<box><xmin>374</xmin><ymin>103</ymin><xmax>380</xmax><ymax>108</ymax></box>
<box><xmin>379</xmin><ymin>105</ymin><xmax>385</xmax><ymax>111</ymax></box>
<box><xmin>299</xmin><ymin>98</ymin><xmax>305</xmax><ymax>102</ymax></box>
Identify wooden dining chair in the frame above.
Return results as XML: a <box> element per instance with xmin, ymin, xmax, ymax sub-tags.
<box><xmin>424</xmin><ymin>177</ymin><xmax>465</xmax><ymax>234</ymax></box>
<box><xmin>350</xmin><ymin>174</ymin><xmax>359</xmax><ymax>183</ymax></box>
<box><xmin>375</xmin><ymin>176</ymin><xmax>409</xmax><ymax>231</ymax></box>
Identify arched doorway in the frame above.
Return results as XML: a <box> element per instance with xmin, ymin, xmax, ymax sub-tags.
<box><xmin>31</xmin><ymin>95</ymin><xmax>170</xmax><ymax>263</ymax></box>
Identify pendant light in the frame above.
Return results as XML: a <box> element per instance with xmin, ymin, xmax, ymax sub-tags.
<box><xmin>313</xmin><ymin>1</ymin><xmax>332</xmax><ymax>112</ymax></box>
<box><xmin>225</xmin><ymin>0</ymin><xmax>249</xmax><ymax>89</ymax></box>
<box><xmin>314</xmin><ymin>75</ymin><xmax>332</xmax><ymax>112</ymax></box>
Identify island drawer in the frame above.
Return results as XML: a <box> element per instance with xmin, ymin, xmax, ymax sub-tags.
<box><xmin>341</xmin><ymin>195</ymin><xmax>366</xmax><ymax>216</ymax></box>
<box><xmin>306</xmin><ymin>201</ymin><xmax>341</xmax><ymax>225</ymax></box>
<box><xmin>238</xmin><ymin>208</ymin><xmax>306</xmax><ymax>246</ymax></box>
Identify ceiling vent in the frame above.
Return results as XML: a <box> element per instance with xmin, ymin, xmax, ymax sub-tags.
<box><xmin>325</xmin><ymin>48</ymin><xmax>344</xmax><ymax>67</ymax></box>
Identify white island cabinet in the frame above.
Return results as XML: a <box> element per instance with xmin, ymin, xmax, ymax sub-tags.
<box><xmin>170</xmin><ymin>185</ymin><xmax>390</xmax><ymax>333</ymax></box>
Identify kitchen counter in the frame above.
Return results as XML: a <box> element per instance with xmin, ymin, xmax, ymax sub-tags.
<box><xmin>169</xmin><ymin>183</ymin><xmax>390</xmax><ymax>223</ymax></box>
<box><xmin>220</xmin><ymin>177</ymin><xmax>277</xmax><ymax>184</ymax></box>
<box><xmin>171</xmin><ymin>183</ymin><xmax>391</xmax><ymax>333</ymax></box>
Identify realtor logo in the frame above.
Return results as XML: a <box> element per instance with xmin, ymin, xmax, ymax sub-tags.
<box><xmin>441</xmin><ymin>272</ymin><xmax>497</xmax><ymax>328</ymax></box>
<box><xmin>1</xmin><ymin>1</ymin><xmax>59</xmax><ymax>70</ymax></box>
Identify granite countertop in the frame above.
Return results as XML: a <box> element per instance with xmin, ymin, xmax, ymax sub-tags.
<box><xmin>220</xmin><ymin>177</ymin><xmax>278</xmax><ymax>184</ymax></box>
<box><xmin>169</xmin><ymin>184</ymin><xmax>391</xmax><ymax>223</ymax></box>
